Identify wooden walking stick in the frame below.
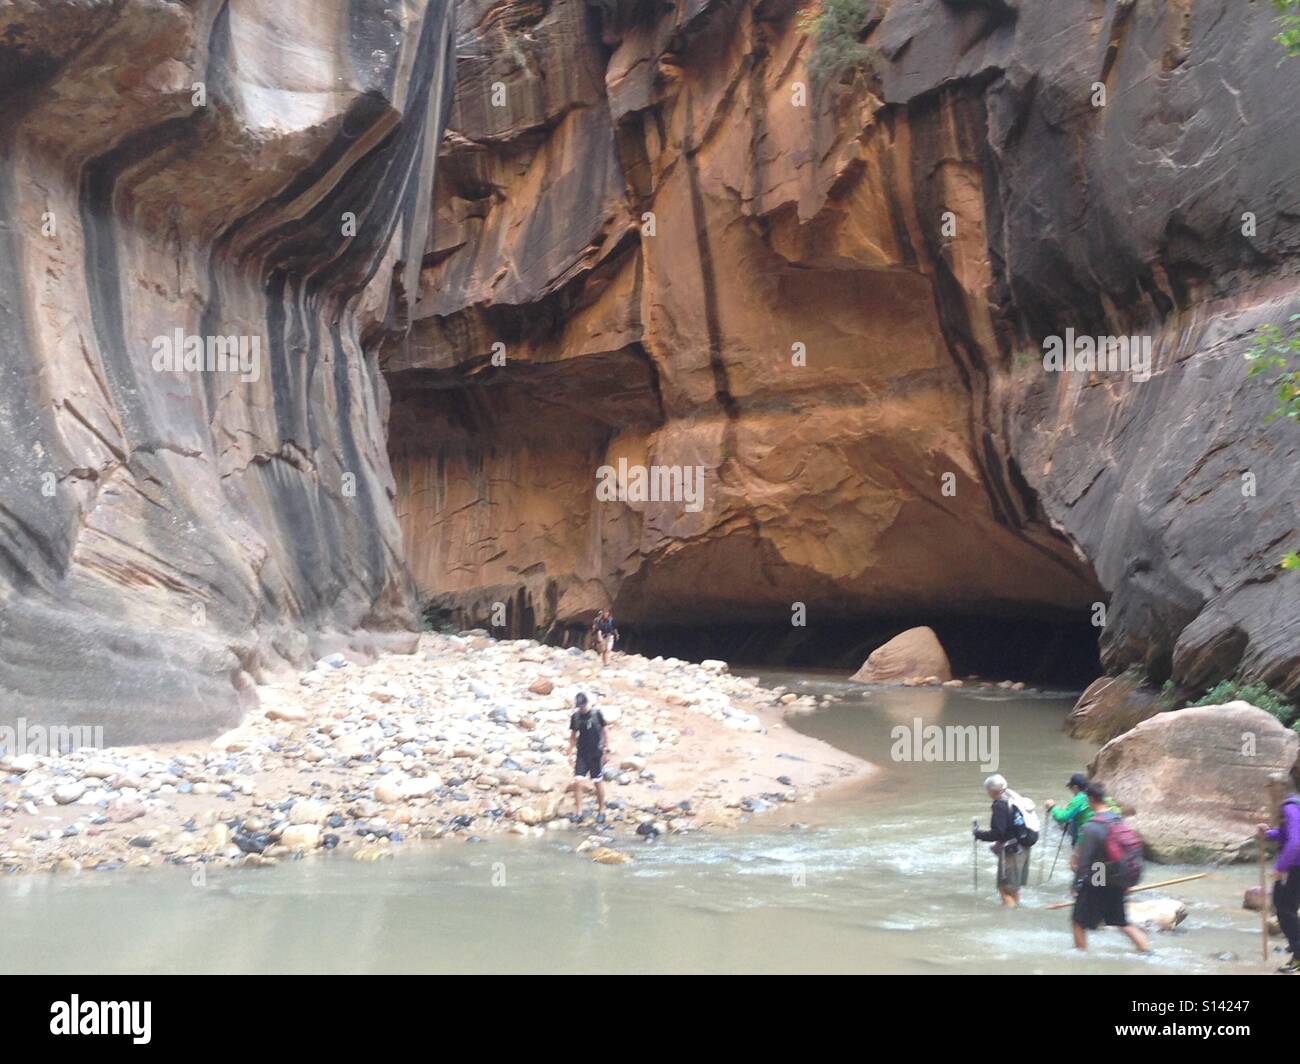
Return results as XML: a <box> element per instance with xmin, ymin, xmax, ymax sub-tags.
<box><xmin>1259</xmin><ymin>834</ymin><xmax>1271</xmax><ymax>964</ymax></box>
<box><xmin>1043</xmin><ymin>872</ymin><xmax>1211</xmax><ymax>909</ymax></box>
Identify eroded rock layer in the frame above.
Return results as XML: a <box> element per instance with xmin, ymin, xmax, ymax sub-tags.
<box><xmin>0</xmin><ymin>1</ymin><xmax>456</xmax><ymax>741</ymax></box>
<box><xmin>389</xmin><ymin>0</ymin><xmax>1299</xmax><ymax>692</ymax></box>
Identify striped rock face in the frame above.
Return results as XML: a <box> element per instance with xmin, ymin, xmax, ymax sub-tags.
<box><xmin>0</xmin><ymin>1</ymin><xmax>456</xmax><ymax>743</ymax></box>
<box><xmin>388</xmin><ymin>0</ymin><xmax>1299</xmax><ymax>699</ymax></box>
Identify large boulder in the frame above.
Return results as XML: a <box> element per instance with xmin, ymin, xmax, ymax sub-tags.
<box><xmin>1089</xmin><ymin>702</ymin><xmax>1300</xmax><ymax>864</ymax></box>
<box><xmin>1065</xmin><ymin>669</ymin><xmax>1168</xmax><ymax>743</ymax></box>
<box><xmin>850</xmin><ymin>627</ymin><xmax>952</xmax><ymax>685</ymax></box>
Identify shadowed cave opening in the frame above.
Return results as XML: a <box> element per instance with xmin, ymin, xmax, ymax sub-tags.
<box><xmin>424</xmin><ymin>599</ymin><xmax>1104</xmax><ymax>689</ymax></box>
<box><xmin>586</xmin><ymin>614</ymin><xmax>1102</xmax><ymax>688</ymax></box>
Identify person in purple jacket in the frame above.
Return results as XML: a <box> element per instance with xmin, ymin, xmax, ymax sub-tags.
<box><xmin>1256</xmin><ymin>771</ymin><xmax>1300</xmax><ymax>974</ymax></box>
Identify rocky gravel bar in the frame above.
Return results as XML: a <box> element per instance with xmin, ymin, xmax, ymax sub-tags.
<box><xmin>0</xmin><ymin>633</ymin><xmax>874</xmax><ymax>875</ymax></box>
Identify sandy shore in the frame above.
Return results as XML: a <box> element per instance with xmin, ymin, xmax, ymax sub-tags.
<box><xmin>0</xmin><ymin>633</ymin><xmax>874</xmax><ymax>875</ymax></box>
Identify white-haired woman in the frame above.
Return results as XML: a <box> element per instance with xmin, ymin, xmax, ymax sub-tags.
<box><xmin>973</xmin><ymin>773</ymin><xmax>1036</xmax><ymax>907</ymax></box>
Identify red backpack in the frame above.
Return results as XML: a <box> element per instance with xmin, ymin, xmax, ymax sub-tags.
<box><xmin>1101</xmin><ymin>813</ymin><xmax>1145</xmax><ymax>888</ymax></box>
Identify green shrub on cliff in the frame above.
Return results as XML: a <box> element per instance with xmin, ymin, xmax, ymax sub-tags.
<box><xmin>1246</xmin><ymin>318</ymin><xmax>1300</xmax><ymax>424</ymax></box>
<box><xmin>1275</xmin><ymin>0</ymin><xmax>1300</xmax><ymax>55</ymax></box>
<box><xmin>799</xmin><ymin>0</ymin><xmax>879</xmax><ymax>90</ymax></box>
<box><xmin>1190</xmin><ymin>679</ymin><xmax>1296</xmax><ymax>726</ymax></box>
<box><xmin>1244</xmin><ymin>319</ymin><xmax>1300</xmax><ymax>573</ymax></box>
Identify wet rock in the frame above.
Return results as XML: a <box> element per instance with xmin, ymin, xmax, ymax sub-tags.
<box><xmin>233</xmin><ymin>831</ymin><xmax>272</xmax><ymax>855</ymax></box>
<box><xmin>1128</xmin><ymin>898</ymin><xmax>1188</xmax><ymax>932</ymax></box>
<box><xmin>1066</xmin><ymin>670</ymin><xmax>1168</xmax><ymax>744</ymax></box>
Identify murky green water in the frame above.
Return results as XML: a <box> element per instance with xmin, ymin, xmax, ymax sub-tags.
<box><xmin>0</xmin><ymin>675</ymin><xmax>1264</xmax><ymax>974</ymax></box>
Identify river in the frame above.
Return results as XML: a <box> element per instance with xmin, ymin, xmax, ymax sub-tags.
<box><xmin>0</xmin><ymin>673</ymin><xmax>1262</xmax><ymax>974</ymax></box>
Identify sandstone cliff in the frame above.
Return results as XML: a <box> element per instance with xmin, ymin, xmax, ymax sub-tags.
<box><xmin>0</xmin><ymin>0</ymin><xmax>456</xmax><ymax>741</ymax></box>
<box><xmin>2</xmin><ymin>0</ymin><xmax>1296</xmax><ymax>744</ymax></box>
<box><xmin>388</xmin><ymin>0</ymin><xmax>1299</xmax><ymax>694</ymax></box>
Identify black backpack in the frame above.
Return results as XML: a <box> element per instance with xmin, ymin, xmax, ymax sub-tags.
<box><xmin>1008</xmin><ymin>801</ymin><xmax>1039</xmax><ymax>849</ymax></box>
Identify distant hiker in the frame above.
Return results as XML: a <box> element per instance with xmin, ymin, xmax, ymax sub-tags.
<box><xmin>1045</xmin><ymin>772</ymin><xmax>1119</xmax><ymax>847</ymax></box>
<box><xmin>1071</xmin><ymin>781</ymin><xmax>1150</xmax><ymax>954</ymax></box>
<box><xmin>591</xmin><ymin>609</ymin><xmax>619</xmax><ymax>667</ymax></box>
<box><xmin>1256</xmin><ymin>771</ymin><xmax>1300</xmax><ymax>973</ymax></box>
<box><xmin>973</xmin><ymin>774</ymin><xmax>1039</xmax><ymax>907</ymax></box>
<box><xmin>567</xmin><ymin>693</ymin><xmax>608</xmax><ymax>824</ymax></box>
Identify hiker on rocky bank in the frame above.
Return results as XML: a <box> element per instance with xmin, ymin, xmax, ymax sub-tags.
<box><xmin>973</xmin><ymin>774</ymin><xmax>1039</xmax><ymax>907</ymax></box>
<box><xmin>591</xmin><ymin>608</ymin><xmax>619</xmax><ymax>668</ymax></box>
<box><xmin>1256</xmin><ymin>771</ymin><xmax>1300</xmax><ymax>974</ymax></box>
<box><xmin>567</xmin><ymin>693</ymin><xmax>608</xmax><ymax>824</ymax></box>
<box><xmin>1071</xmin><ymin>781</ymin><xmax>1150</xmax><ymax>954</ymax></box>
<box><xmin>1045</xmin><ymin>771</ymin><xmax>1120</xmax><ymax>847</ymax></box>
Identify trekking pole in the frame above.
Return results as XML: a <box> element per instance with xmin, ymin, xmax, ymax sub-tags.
<box><xmin>1259</xmin><ymin>835</ymin><xmax>1271</xmax><ymax>964</ymax></box>
<box><xmin>972</xmin><ymin>819</ymin><xmax>979</xmax><ymax>898</ymax></box>
<box><xmin>1047</xmin><ymin>823</ymin><xmax>1067</xmax><ymax>883</ymax></box>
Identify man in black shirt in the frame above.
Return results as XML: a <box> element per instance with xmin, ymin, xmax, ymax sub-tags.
<box><xmin>567</xmin><ymin>692</ymin><xmax>608</xmax><ymax>823</ymax></box>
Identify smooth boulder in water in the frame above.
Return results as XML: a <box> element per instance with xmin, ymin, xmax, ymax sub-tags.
<box><xmin>1089</xmin><ymin>702</ymin><xmax>1300</xmax><ymax>863</ymax></box>
<box><xmin>850</xmin><ymin>627</ymin><xmax>952</xmax><ymax>685</ymax></box>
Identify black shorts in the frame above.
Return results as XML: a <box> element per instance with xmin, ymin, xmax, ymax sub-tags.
<box><xmin>574</xmin><ymin>752</ymin><xmax>604</xmax><ymax>780</ymax></box>
<box><xmin>1073</xmin><ymin>884</ymin><xmax>1129</xmax><ymax>929</ymax></box>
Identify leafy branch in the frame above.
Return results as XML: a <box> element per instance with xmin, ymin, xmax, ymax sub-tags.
<box><xmin>1245</xmin><ymin>316</ymin><xmax>1300</xmax><ymax>424</ymax></box>
<box><xmin>1275</xmin><ymin>0</ymin><xmax>1300</xmax><ymax>55</ymax></box>
<box><xmin>1245</xmin><ymin>316</ymin><xmax>1299</xmax><ymax>574</ymax></box>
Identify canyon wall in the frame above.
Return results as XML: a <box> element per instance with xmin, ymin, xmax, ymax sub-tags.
<box><xmin>0</xmin><ymin>0</ymin><xmax>456</xmax><ymax>742</ymax></box>
<box><xmin>389</xmin><ymin>0</ymin><xmax>1299</xmax><ymax>692</ymax></box>
<box><xmin>1</xmin><ymin>0</ymin><xmax>1293</xmax><ymax>745</ymax></box>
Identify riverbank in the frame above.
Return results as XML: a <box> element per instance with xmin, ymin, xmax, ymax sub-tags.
<box><xmin>0</xmin><ymin>633</ymin><xmax>874</xmax><ymax>876</ymax></box>
<box><xmin>1</xmin><ymin>681</ymin><xmax>1273</xmax><ymax>975</ymax></box>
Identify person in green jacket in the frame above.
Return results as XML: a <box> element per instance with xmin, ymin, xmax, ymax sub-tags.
<box><xmin>1044</xmin><ymin>773</ymin><xmax>1119</xmax><ymax>846</ymax></box>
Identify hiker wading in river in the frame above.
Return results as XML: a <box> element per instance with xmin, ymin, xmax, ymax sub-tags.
<box><xmin>973</xmin><ymin>774</ymin><xmax>1039</xmax><ymax>908</ymax></box>
<box><xmin>1045</xmin><ymin>772</ymin><xmax>1120</xmax><ymax>847</ymax></box>
<box><xmin>1256</xmin><ymin>771</ymin><xmax>1300</xmax><ymax>973</ymax></box>
<box><xmin>1071</xmin><ymin>781</ymin><xmax>1150</xmax><ymax>954</ymax></box>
